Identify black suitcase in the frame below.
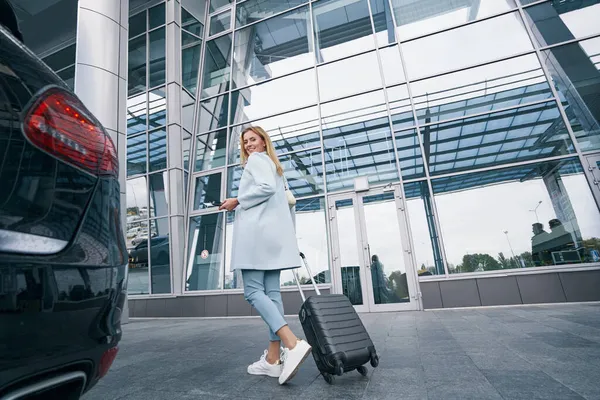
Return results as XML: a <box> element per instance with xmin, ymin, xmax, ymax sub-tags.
<box><xmin>293</xmin><ymin>252</ymin><xmax>379</xmax><ymax>384</ymax></box>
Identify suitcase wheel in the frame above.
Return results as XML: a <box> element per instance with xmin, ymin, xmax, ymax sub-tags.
<box><xmin>370</xmin><ymin>354</ymin><xmax>379</xmax><ymax>368</ymax></box>
<box><xmin>334</xmin><ymin>361</ymin><xmax>344</xmax><ymax>376</ymax></box>
<box><xmin>322</xmin><ymin>373</ymin><xmax>335</xmax><ymax>385</ymax></box>
<box><xmin>357</xmin><ymin>366</ymin><xmax>368</xmax><ymax>376</ymax></box>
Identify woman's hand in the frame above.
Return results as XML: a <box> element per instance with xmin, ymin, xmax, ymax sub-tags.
<box><xmin>219</xmin><ymin>198</ymin><xmax>239</xmax><ymax>211</ymax></box>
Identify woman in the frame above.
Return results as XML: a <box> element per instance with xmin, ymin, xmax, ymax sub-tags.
<box><xmin>219</xmin><ymin>126</ymin><xmax>312</xmax><ymax>385</ymax></box>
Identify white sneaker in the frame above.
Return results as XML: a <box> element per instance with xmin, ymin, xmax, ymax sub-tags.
<box><xmin>279</xmin><ymin>340</ymin><xmax>312</xmax><ymax>385</ymax></box>
<box><xmin>247</xmin><ymin>350</ymin><xmax>282</xmax><ymax>378</ymax></box>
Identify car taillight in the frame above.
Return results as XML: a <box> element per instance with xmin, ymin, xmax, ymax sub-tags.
<box><xmin>23</xmin><ymin>88</ymin><xmax>118</xmax><ymax>176</ymax></box>
<box><xmin>98</xmin><ymin>346</ymin><xmax>119</xmax><ymax>378</ymax></box>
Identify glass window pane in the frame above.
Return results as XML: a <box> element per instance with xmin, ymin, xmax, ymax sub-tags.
<box><xmin>182</xmin><ymin>103</ymin><xmax>195</xmax><ymax>133</ymax></box>
<box><xmin>432</xmin><ymin>159</ymin><xmax>600</xmax><ymax>273</ymax></box>
<box><xmin>313</xmin><ymin>0</ymin><xmax>376</xmax><ymax>63</ymax></box>
<box><xmin>334</xmin><ymin>198</ymin><xmax>363</xmax><ymax>305</ymax></box>
<box><xmin>541</xmin><ymin>38</ymin><xmax>600</xmax><ymax>152</ymax></box>
<box><xmin>128</xmin><ymin>35</ymin><xmax>146</xmax><ymax>96</ymax></box>
<box><xmin>127</xmin><ymin>133</ymin><xmax>147</xmax><ymax>176</ymax></box>
<box><xmin>126</xmin><ymin>176</ymin><xmax>149</xmax><ymax>221</ymax></box>
<box><xmin>127</xmin><ymin>93</ymin><xmax>147</xmax><ymax>135</ymax></box>
<box><xmin>195</xmin><ymin>130</ymin><xmax>227</xmax><ymax>171</ymax></box>
<box><xmin>150</xmin><ymin>218</ymin><xmax>170</xmax><ymax>294</ymax></box>
<box><xmin>523</xmin><ymin>1</ymin><xmax>600</xmax><ymax>48</ymax></box>
<box><xmin>182</xmin><ymin>44</ymin><xmax>201</xmax><ymax>93</ymax></box>
<box><xmin>280</xmin><ymin>149</ymin><xmax>325</xmax><ymax>197</ymax></box>
<box><xmin>149</xmin><ymin>27</ymin><xmax>166</xmax><ymax>88</ymax></box>
<box><xmin>128</xmin><ymin>236</ymin><xmax>149</xmax><ymax>294</ymax></box>
<box><xmin>57</xmin><ymin>66</ymin><xmax>75</xmax><ymax>90</ymax></box>
<box><xmin>225</xmin><ymin>214</ymin><xmax>242</xmax><ymax>289</ymax></box>
<box><xmin>149</xmin><ymin>172</ymin><xmax>169</xmax><ymax>218</ymax></box>
<box><xmin>395</xmin><ymin>129</ymin><xmax>424</xmax><ymax>180</ymax></box>
<box><xmin>233</xmin><ymin>6</ymin><xmax>311</xmax><ymax>88</ymax></box>
<box><xmin>182</xmin><ymin>0</ymin><xmax>206</xmax><ymax>31</ymax></box>
<box><xmin>148</xmin><ymin>87</ymin><xmax>167</xmax><ymax>129</ymax></box>
<box><xmin>183</xmin><ymin>133</ymin><xmax>191</xmax><ymax>171</ymax></box>
<box><xmin>227</xmin><ymin>165</ymin><xmax>243</xmax><ymax>197</ymax></box>
<box><xmin>193</xmin><ymin>173</ymin><xmax>222</xmax><ymax>210</ymax></box>
<box><xmin>370</xmin><ymin>0</ymin><xmax>395</xmax><ymax>46</ymax></box>
<box><xmin>236</xmin><ymin>0</ymin><xmax>305</xmax><ymax>28</ymax></box>
<box><xmin>392</xmin><ymin>0</ymin><xmax>516</xmax><ymax>41</ymax></box>
<box><xmin>280</xmin><ymin>197</ymin><xmax>330</xmax><ymax>286</ymax></box>
<box><xmin>148</xmin><ymin>128</ymin><xmax>167</xmax><ymax>171</ymax></box>
<box><xmin>402</xmin><ymin>12</ymin><xmax>534</xmax><ymax>80</ymax></box>
<box><xmin>198</xmin><ymin>94</ymin><xmax>229</xmax><ymax>133</ymax></box>
<box><xmin>229</xmin><ymin>70</ymin><xmax>318</xmax><ymax>125</ymax></box>
<box><xmin>404</xmin><ymin>181</ymin><xmax>444</xmax><ymax>275</ymax></box>
<box><xmin>322</xmin><ymin>92</ymin><xmax>399</xmax><ymax>192</ymax></box>
<box><xmin>317</xmin><ymin>51</ymin><xmax>383</xmax><ymax>102</ymax></box>
<box><xmin>149</xmin><ymin>3</ymin><xmax>166</xmax><ymax>29</ymax></box>
<box><xmin>209</xmin><ymin>0</ymin><xmax>231</xmax><ymax>13</ymax></box>
<box><xmin>42</xmin><ymin>44</ymin><xmax>76</xmax><ymax>72</ymax></box>
<box><xmin>411</xmin><ymin>54</ymin><xmax>553</xmax><ymax>125</ymax></box>
<box><xmin>209</xmin><ymin>10</ymin><xmax>231</xmax><ymax>36</ymax></box>
<box><xmin>182</xmin><ymin>6</ymin><xmax>204</xmax><ymax>36</ymax></box>
<box><xmin>387</xmin><ymin>84</ymin><xmax>414</xmax><ymax>130</ymax></box>
<box><xmin>202</xmin><ymin>34</ymin><xmax>232</xmax><ymax>98</ymax></box>
<box><xmin>186</xmin><ymin>213</ymin><xmax>224</xmax><ymax>291</ymax></box>
<box><xmin>425</xmin><ymin>101</ymin><xmax>575</xmax><ymax>176</ymax></box>
<box><xmin>182</xmin><ymin>30</ymin><xmax>201</xmax><ymax>46</ymax></box>
<box><xmin>228</xmin><ymin>107</ymin><xmax>320</xmax><ymax>165</ymax></box>
<box><xmin>129</xmin><ymin>11</ymin><xmax>146</xmax><ymax>38</ymax></box>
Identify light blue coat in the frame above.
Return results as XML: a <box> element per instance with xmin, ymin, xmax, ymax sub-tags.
<box><xmin>230</xmin><ymin>152</ymin><xmax>301</xmax><ymax>271</ymax></box>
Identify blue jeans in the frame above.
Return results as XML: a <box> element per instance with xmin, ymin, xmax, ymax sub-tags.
<box><xmin>242</xmin><ymin>269</ymin><xmax>287</xmax><ymax>341</ymax></box>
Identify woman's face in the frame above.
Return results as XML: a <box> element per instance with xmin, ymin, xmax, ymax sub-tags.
<box><xmin>243</xmin><ymin>130</ymin><xmax>266</xmax><ymax>155</ymax></box>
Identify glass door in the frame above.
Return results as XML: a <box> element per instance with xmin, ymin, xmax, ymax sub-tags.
<box><xmin>328</xmin><ymin>184</ymin><xmax>420</xmax><ymax>312</ymax></box>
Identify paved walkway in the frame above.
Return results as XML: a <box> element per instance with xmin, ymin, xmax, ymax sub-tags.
<box><xmin>84</xmin><ymin>303</ymin><xmax>600</xmax><ymax>400</ymax></box>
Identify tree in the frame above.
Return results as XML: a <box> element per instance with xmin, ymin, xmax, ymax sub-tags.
<box><xmin>458</xmin><ymin>253</ymin><xmax>502</xmax><ymax>272</ymax></box>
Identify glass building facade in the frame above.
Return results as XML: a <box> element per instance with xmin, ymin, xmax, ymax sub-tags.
<box><xmin>25</xmin><ymin>0</ymin><xmax>600</xmax><ymax>312</ymax></box>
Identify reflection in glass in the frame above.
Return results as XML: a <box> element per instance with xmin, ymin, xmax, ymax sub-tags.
<box><xmin>313</xmin><ymin>0</ymin><xmax>376</xmax><ymax>63</ymax></box>
<box><xmin>224</xmin><ymin>213</ymin><xmax>242</xmax><ymax>289</ymax></box>
<box><xmin>193</xmin><ymin>173</ymin><xmax>222</xmax><ymax>210</ymax></box>
<box><xmin>432</xmin><ymin>159</ymin><xmax>600</xmax><ymax>273</ymax></box>
<box><xmin>410</xmin><ymin>54</ymin><xmax>552</xmax><ymax>125</ymax></box>
<box><xmin>322</xmin><ymin>91</ymin><xmax>398</xmax><ymax>191</ymax></box>
<box><xmin>404</xmin><ymin>181</ymin><xmax>444</xmax><ymax>275</ymax></box>
<box><xmin>334</xmin><ymin>199</ymin><xmax>363</xmax><ymax>305</ymax></box>
<box><xmin>182</xmin><ymin>30</ymin><xmax>201</xmax><ymax>47</ymax></box>
<box><xmin>127</xmin><ymin>134</ymin><xmax>147</xmax><ymax>177</ymax></box>
<box><xmin>57</xmin><ymin>66</ymin><xmax>75</xmax><ymax>90</ymax></box>
<box><xmin>229</xmin><ymin>70</ymin><xmax>317</xmax><ymax>125</ymax></box>
<box><xmin>128</xmin><ymin>35</ymin><xmax>146</xmax><ymax>96</ymax></box>
<box><xmin>202</xmin><ymin>34</ymin><xmax>232</xmax><ymax>98</ymax></box>
<box><xmin>387</xmin><ymin>84</ymin><xmax>414</xmax><ymax>130</ymax></box>
<box><xmin>182</xmin><ymin>95</ymin><xmax>195</xmax><ymax>133</ymax></box>
<box><xmin>127</xmin><ymin>237</ymin><xmax>149</xmax><ymax>294</ymax></box>
<box><xmin>392</xmin><ymin>0</ymin><xmax>516</xmax><ymax>41</ymax></box>
<box><xmin>236</xmin><ymin>0</ymin><xmax>305</xmax><ymax>28</ymax></box>
<box><xmin>198</xmin><ymin>94</ymin><xmax>229</xmax><ymax>133</ymax></box>
<box><xmin>149</xmin><ymin>3</ymin><xmax>165</xmax><ymax>29</ymax></box>
<box><xmin>149</xmin><ymin>28</ymin><xmax>166</xmax><ymax>88</ymax></box>
<box><xmin>182</xmin><ymin>44</ymin><xmax>201</xmax><ymax>94</ymax></box>
<box><xmin>183</xmin><ymin>134</ymin><xmax>191</xmax><ymax>171</ymax></box>
<box><xmin>187</xmin><ymin>213</ymin><xmax>224</xmax><ymax>291</ymax></box>
<box><xmin>523</xmin><ymin>1</ymin><xmax>600</xmax><ymax>48</ymax></box>
<box><xmin>148</xmin><ymin>87</ymin><xmax>167</xmax><ymax>129</ymax></box>
<box><xmin>317</xmin><ymin>51</ymin><xmax>383</xmax><ymax>102</ymax></box>
<box><xmin>423</xmin><ymin>101</ymin><xmax>575</xmax><ymax>176</ymax></box>
<box><xmin>362</xmin><ymin>192</ymin><xmax>410</xmax><ymax>303</ymax></box>
<box><xmin>395</xmin><ymin>129</ymin><xmax>424</xmax><ymax>180</ymax></box>
<box><xmin>126</xmin><ymin>176</ymin><xmax>149</xmax><ymax>249</ymax></box>
<box><xmin>129</xmin><ymin>11</ymin><xmax>146</xmax><ymax>38</ymax></box>
<box><xmin>541</xmin><ymin>38</ymin><xmax>600</xmax><ymax>152</ymax></box>
<box><xmin>402</xmin><ymin>12</ymin><xmax>533</xmax><ymax>79</ymax></box>
<box><xmin>127</xmin><ymin>93</ymin><xmax>147</xmax><ymax>135</ymax></box>
<box><xmin>195</xmin><ymin>130</ymin><xmax>227</xmax><ymax>171</ymax></box>
<box><xmin>42</xmin><ymin>44</ymin><xmax>76</xmax><ymax>72</ymax></box>
<box><xmin>370</xmin><ymin>0</ymin><xmax>395</xmax><ymax>46</ymax></box>
<box><xmin>182</xmin><ymin>6</ymin><xmax>204</xmax><ymax>36</ymax></box>
<box><xmin>149</xmin><ymin>172</ymin><xmax>169</xmax><ymax>218</ymax></box>
<box><xmin>233</xmin><ymin>6</ymin><xmax>311</xmax><ymax>88</ymax></box>
<box><xmin>148</xmin><ymin>128</ymin><xmax>167</xmax><ymax>172</ymax></box>
<box><xmin>150</xmin><ymin>218</ymin><xmax>170</xmax><ymax>294</ymax></box>
<box><xmin>280</xmin><ymin>198</ymin><xmax>330</xmax><ymax>286</ymax></box>
<box><xmin>227</xmin><ymin>165</ymin><xmax>243</xmax><ymax>197</ymax></box>
<box><xmin>209</xmin><ymin>0</ymin><xmax>231</xmax><ymax>13</ymax></box>
<box><xmin>210</xmin><ymin>10</ymin><xmax>231</xmax><ymax>36</ymax></box>
<box><xmin>280</xmin><ymin>149</ymin><xmax>324</xmax><ymax>197</ymax></box>
<box><xmin>228</xmin><ymin>107</ymin><xmax>320</xmax><ymax>164</ymax></box>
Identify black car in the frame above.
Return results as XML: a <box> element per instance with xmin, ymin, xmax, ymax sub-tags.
<box><xmin>0</xmin><ymin>1</ymin><xmax>127</xmax><ymax>399</ymax></box>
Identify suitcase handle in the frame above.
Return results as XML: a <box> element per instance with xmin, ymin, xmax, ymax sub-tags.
<box><xmin>293</xmin><ymin>252</ymin><xmax>321</xmax><ymax>302</ymax></box>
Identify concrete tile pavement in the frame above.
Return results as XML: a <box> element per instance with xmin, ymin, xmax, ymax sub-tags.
<box><xmin>83</xmin><ymin>303</ymin><xmax>600</xmax><ymax>400</ymax></box>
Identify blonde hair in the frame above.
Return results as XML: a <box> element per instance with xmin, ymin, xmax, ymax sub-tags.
<box><xmin>240</xmin><ymin>126</ymin><xmax>284</xmax><ymax>176</ymax></box>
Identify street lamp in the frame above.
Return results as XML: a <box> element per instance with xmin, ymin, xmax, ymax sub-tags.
<box><xmin>503</xmin><ymin>230</ymin><xmax>518</xmax><ymax>267</ymax></box>
<box><xmin>529</xmin><ymin>200</ymin><xmax>542</xmax><ymax>223</ymax></box>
